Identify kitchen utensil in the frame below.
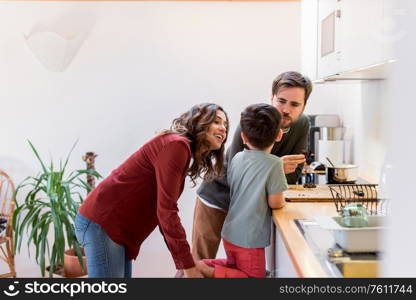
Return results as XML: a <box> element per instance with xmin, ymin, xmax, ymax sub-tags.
<box><xmin>310</xmin><ymin>161</ymin><xmax>326</xmax><ymax>171</ymax></box>
<box><xmin>340</xmin><ymin>203</ymin><xmax>369</xmax><ymax>227</ymax></box>
<box><xmin>328</xmin><ymin>184</ymin><xmax>386</xmax><ymax>215</ymax></box>
<box><xmin>326</xmin><ymin>164</ymin><xmax>358</xmax><ymax>183</ymax></box>
<box><xmin>328</xmin><ymin>247</ymin><xmax>344</xmax><ymax>258</ymax></box>
<box><xmin>326</xmin><ymin>157</ymin><xmax>336</xmax><ymax>167</ymax></box>
<box><xmin>285</xmin><ymin>184</ymin><xmax>334</xmax><ymax>202</ymax></box>
<box><xmin>353</xmin><ymin>190</ymin><xmax>365</xmax><ymax>197</ymax></box>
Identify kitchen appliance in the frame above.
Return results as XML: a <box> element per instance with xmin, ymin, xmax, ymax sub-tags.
<box><xmin>317</xmin><ymin>127</ymin><xmax>345</xmax><ymax>165</ymax></box>
<box><xmin>307</xmin><ymin>114</ymin><xmax>344</xmax><ymax>165</ymax></box>
<box><xmin>317</xmin><ymin>0</ymin><xmax>342</xmax><ymax>78</ymax></box>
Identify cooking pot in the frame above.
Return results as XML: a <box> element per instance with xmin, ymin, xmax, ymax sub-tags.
<box><xmin>327</xmin><ymin>164</ymin><xmax>358</xmax><ymax>183</ymax></box>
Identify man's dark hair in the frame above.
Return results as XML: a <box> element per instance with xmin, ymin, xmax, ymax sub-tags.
<box><xmin>240</xmin><ymin>103</ymin><xmax>282</xmax><ymax>149</ymax></box>
<box><xmin>272</xmin><ymin>71</ymin><xmax>313</xmax><ymax>105</ymax></box>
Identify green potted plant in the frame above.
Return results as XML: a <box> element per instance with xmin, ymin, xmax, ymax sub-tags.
<box><xmin>12</xmin><ymin>140</ymin><xmax>101</xmax><ymax>277</ymax></box>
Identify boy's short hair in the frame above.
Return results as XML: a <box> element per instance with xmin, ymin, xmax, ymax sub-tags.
<box><xmin>240</xmin><ymin>103</ymin><xmax>282</xmax><ymax>149</ymax></box>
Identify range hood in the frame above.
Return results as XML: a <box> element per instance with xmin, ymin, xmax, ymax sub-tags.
<box><xmin>314</xmin><ymin>60</ymin><xmax>396</xmax><ymax>84</ymax></box>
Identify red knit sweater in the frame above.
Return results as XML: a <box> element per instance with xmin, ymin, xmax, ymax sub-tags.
<box><xmin>79</xmin><ymin>133</ymin><xmax>194</xmax><ymax>269</ymax></box>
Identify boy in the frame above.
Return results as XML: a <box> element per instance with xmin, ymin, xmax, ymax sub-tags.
<box><xmin>196</xmin><ymin>103</ymin><xmax>288</xmax><ymax>278</ymax></box>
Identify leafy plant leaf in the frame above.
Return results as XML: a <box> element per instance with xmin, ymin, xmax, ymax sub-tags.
<box><xmin>13</xmin><ymin>140</ymin><xmax>101</xmax><ymax>277</ymax></box>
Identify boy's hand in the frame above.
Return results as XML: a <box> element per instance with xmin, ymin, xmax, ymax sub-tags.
<box><xmin>281</xmin><ymin>154</ymin><xmax>306</xmax><ymax>174</ymax></box>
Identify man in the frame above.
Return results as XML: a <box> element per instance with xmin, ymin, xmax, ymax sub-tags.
<box><xmin>192</xmin><ymin>71</ymin><xmax>313</xmax><ymax>261</ymax></box>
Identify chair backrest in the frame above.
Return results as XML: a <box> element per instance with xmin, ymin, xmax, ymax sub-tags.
<box><xmin>0</xmin><ymin>170</ymin><xmax>15</xmax><ymax>237</ymax></box>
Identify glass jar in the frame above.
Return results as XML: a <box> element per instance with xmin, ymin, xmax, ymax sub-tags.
<box><xmin>341</xmin><ymin>203</ymin><xmax>369</xmax><ymax>227</ymax></box>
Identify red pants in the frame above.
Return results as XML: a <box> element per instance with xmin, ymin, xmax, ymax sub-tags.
<box><xmin>203</xmin><ymin>239</ymin><xmax>265</xmax><ymax>278</ymax></box>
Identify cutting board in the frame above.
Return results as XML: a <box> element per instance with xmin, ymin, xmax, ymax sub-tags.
<box><xmin>284</xmin><ymin>184</ymin><xmax>334</xmax><ymax>202</ymax></box>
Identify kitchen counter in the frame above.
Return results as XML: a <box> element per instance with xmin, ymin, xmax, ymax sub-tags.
<box><xmin>272</xmin><ymin>202</ymin><xmax>338</xmax><ymax>277</ymax></box>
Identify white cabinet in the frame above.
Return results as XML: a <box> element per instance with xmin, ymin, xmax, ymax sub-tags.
<box><xmin>339</xmin><ymin>0</ymin><xmax>385</xmax><ymax>73</ymax></box>
<box><xmin>267</xmin><ymin>223</ymin><xmax>298</xmax><ymax>277</ymax></box>
<box><xmin>272</xmin><ymin>224</ymin><xmax>299</xmax><ymax>278</ymax></box>
<box><xmin>274</xmin><ymin>229</ymin><xmax>298</xmax><ymax>277</ymax></box>
<box><xmin>302</xmin><ymin>0</ymin><xmax>395</xmax><ymax>81</ymax></box>
<box><xmin>381</xmin><ymin>0</ymin><xmax>399</xmax><ymax>62</ymax></box>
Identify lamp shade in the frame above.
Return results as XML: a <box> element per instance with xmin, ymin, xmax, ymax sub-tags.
<box><xmin>25</xmin><ymin>30</ymin><xmax>84</xmax><ymax>72</ymax></box>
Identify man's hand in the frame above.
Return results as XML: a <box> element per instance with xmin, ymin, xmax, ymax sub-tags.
<box><xmin>281</xmin><ymin>154</ymin><xmax>306</xmax><ymax>174</ymax></box>
<box><xmin>183</xmin><ymin>266</ymin><xmax>204</xmax><ymax>278</ymax></box>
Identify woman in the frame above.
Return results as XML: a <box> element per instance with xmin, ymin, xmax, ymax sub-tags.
<box><xmin>75</xmin><ymin>103</ymin><xmax>229</xmax><ymax>278</ymax></box>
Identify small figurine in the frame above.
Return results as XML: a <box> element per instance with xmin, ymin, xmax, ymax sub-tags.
<box><xmin>0</xmin><ymin>217</ymin><xmax>7</xmax><ymax>233</ymax></box>
<box><xmin>82</xmin><ymin>152</ymin><xmax>98</xmax><ymax>192</ymax></box>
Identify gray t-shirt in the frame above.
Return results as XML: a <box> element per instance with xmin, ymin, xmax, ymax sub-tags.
<box><xmin>197</xmin><ymin>114</ymin><xmax>309</xmax><ymax>210</ymax></box>
<box><xmin>221</xmin><ymin>149</ymin><xmax>288</xmax><ymax>248</ymax></box>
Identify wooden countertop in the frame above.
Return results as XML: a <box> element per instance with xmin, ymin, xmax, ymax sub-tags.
<box><xmin>272</xmin><ymin>202</ymin><xmax>338</xmax><ymax>277</ymax></box>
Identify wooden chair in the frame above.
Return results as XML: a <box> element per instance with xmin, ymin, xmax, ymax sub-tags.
<box><xmin>0</xmin><ymin>170</ymin><xmax>16</xmax><ymax>277</ymax></box>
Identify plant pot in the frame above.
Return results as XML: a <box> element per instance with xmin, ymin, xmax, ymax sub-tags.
<box><xmin>45</xmin><ymin>265</ymin><xmax>64</xmax><ymax>278</ymax></box>
<box><xmin>64</xmin><ymin>248</ymin><xmax>87</xmax><ymax>278</ymax></box>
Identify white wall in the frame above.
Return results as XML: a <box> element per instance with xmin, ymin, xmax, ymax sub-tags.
<box><xmin>304</xmin><ymin>80</ymin><xmax>388</xmax><ymax>183</ymax></box>
<box><xmin>382</xmin><ymin>0</ymin><xmax>416</xmax><ymax>277</ymax></box>
<box><xmin>354</xmin><ymin>80</ymin><xmax>390</xmax><ymax>181</ymax></box>
<box><xmin>300</xmin><ymin>0</ymin><xmax>318</xmax><ymax>80</ymax></box>
<box><xmin>0</xmin><ymin>1</ymin><xmax>301</xmax><ymax>277</ymax></box>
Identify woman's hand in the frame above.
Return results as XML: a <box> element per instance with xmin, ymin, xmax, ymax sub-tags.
<box><xmin>281</xmin><ymin>154</ymin><xmax>306</xmax><ymax>174</ymax></box>
<box><xmin>195</xmin><ymin>261</ymin><xmax>215</xmax><ymax>278</ymax></box>
<box><xmin>183</xmin><ymin>267</ymin><xmax>204</xmax><ymax>278</ymax></box>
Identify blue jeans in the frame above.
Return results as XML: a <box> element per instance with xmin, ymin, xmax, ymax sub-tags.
<box><xmin>75</xmin><ymin>212</ymin><xmax>132</xmax><ymax>278</ymax></box>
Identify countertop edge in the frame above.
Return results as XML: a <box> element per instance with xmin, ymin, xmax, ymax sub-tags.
<box><xmin>272</xmin><ymin>202</ymin><xmax>338</xmax><ymax>277</ymax></box>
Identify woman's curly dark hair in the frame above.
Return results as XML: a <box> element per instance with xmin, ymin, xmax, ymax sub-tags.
<box><xmin>160</xmin><ymin>103</ymin><xmax>229</xmax><ymax>186</ymax></box>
